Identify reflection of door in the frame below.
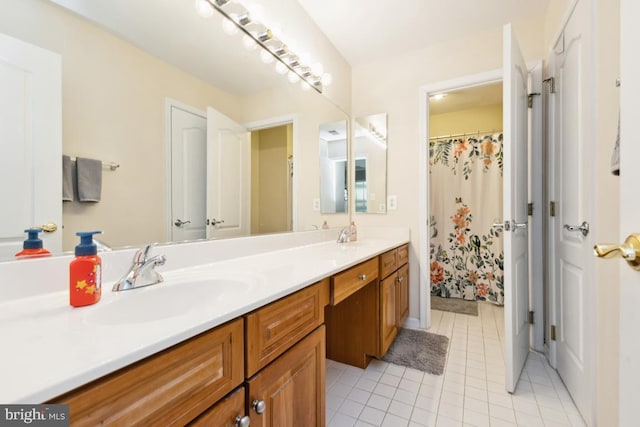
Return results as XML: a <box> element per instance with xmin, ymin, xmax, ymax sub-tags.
<box><xmin>170</xmin><ymin>105</ymin><xmax>206</xmax><ymax>242</ymax></box>
<box><xmin>206</xmin><ymin>107</ymin><xmax>250</xmax><ymax>239</ymax></box>
<box><xmin>503</xmin><ymin>23</ymin><xmax>530</xmax><ymax>393</ymax></box>
<box><xmin>0</xmin><ymin>33</ymin><xmax>61</xmax><ymax>257</ymax></box>
<box><xmin>549</xmin><ymin>1</ymin><xmax>593</xmax><ymax>421</ymax></box>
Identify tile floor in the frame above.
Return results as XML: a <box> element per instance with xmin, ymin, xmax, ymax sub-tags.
<box><xmin>325</xmin><ymin>302</ymin><xmax>586</xmax><ymax>426</ymax></box>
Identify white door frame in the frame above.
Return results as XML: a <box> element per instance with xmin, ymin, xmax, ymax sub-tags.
<box><xmin>164</xmin><ymin>98</ymin><xmax>206</xmax><ymax>242</ymax></box>
<box><xmin>244</xmin><ymin>114</ymin><xmax>299</xmax><ymax>232</ymax></box>
<box><xmin>418</xmin><ymin>66</ymin><xmax>543</xmax><ymax>351</ymax></box>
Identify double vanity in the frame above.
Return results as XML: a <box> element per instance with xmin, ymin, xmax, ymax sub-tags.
<box><xmin>0</xmin><ymin>228</ymin><xmax>410</xmax><ymax>426</ymax></box>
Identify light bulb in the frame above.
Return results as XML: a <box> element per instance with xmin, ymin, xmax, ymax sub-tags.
<box><xmin>301</xmin><ymin>80</ymin><xmax>311</xmax><ymax>91</ymax></box>
<box><xmin>321</xmin><ymin>73</ymin><xmax>333</xmax><ymax>86</ymax></box>
<box><xmin>194</xmin><ymin>0</ymin><xmax>214</xmax><ymax>18</ymax></box>
<box><xmin>288</xmin><ymin>70</ymin><xmax>300</xmax><ymax>83</ymax></box>
<box><xmin>311</xmin><ymin>62</ymin><xmax>324</xmax><ymax>76</ymax></box>
<box><xmin>260</xmin><ymin>49</ymin><xmax>274</xmax><ymax>64</ymax></box>
<box><xmin>275</xmin><ymin>62</ymin><xmax>288</xmax><ymax>75</ymax></box>
<box><xmin>244</xmin><ymin>2</ymin><xmax>265</xmax><ymax>24</ymax></box>
<box><xmin>222</xmin><ymin>17</ymin><xmax>239</xmax><ymax>35</ymax></box>
<box><xmin>243</xmin><ymin>35</ymin><xmax>257</xmax><ymax>50</ymax></box>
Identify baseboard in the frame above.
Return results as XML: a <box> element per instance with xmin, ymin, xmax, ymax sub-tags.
<box><xmin>401</xmin><ymin>317</ymin><xmax>421</xmax><ymax>330</ymax></box>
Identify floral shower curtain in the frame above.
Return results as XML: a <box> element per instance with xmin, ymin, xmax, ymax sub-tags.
<box><xmin>429</xmin><ymin>133</ymin><xmax>505</xmax><ymax>304</ymax></box>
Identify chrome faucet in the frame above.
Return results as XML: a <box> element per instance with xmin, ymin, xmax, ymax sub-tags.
<box><xmin>336</xmin><ymin>227</ymin><xmax>352</xmax><ymax>243</ymax></box>
<box><xmin>112</xmin><ymin>244</ymin><xmax>166</xmax><ymax>291</ymax></box>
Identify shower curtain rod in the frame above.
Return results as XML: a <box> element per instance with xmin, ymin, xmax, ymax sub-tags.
<box><xmin>429</xmin><ymin>129</ymin><xmax>503</xmax><ymax>141</ymax></box>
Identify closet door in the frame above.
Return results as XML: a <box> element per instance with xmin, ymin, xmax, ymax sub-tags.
<box><xmin>502</xmin><ymin>23</ymin><xmax>530</xmax><ymax>393</ymax></box>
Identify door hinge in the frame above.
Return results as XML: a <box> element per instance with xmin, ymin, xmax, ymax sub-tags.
<box><xmin>528</xmin><ymin>311</ymin><xmax>534</xmax><ymax>324</ymax></box>
<box><xmin>550</xmin><ymin>325</ymin><xmax>557</xmax><ymax>341</ymax></box>
<box><xmin>543</xmin><ymin>77</ymin><xmax>555</xmax><ymax>94</ymax></box>
<box><xmin>528</xmin><ymin>203</ymin><xmax>533</xmax><ymax>216</ymax></box>
<box><xmin>550</xmin><ymin>201</ymin><xmax>556</xmax><ymax>217</ymax></box>
<box><xmin>527</xmin><ymin>93</ymin><xmax>540</xmax><ymax>108</ymax></box>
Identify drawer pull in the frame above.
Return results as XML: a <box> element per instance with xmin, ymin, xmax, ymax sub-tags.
<box><xmin>235</xmin><ymin>415</ymin><xmax>251</xmax><ymax>427</ymax></box>
<box><xmin>397</xmin><ymin>276</ymin><xmax>404</xmax><ymax>283</ymax></box>
<box><xmin>359</xmin><ymin>274</ymin><xmax>367</xmax><ymax>281</ymax></box>
<box><xmin>252</xmin><ymin>400</ymin><xmax>266</xmax><ymax>415</ymax></box>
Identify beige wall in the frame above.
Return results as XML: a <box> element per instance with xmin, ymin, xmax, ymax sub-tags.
<box><xmin>351</xmin><ymin>19</ymin><xmax>545</xmax><ymax>320</ymax></box>
<box><xmin>251</xmin><ymin>125</ymin><xmax>291</xmax><ymax>234</ymax></box>
<box><xmin>429</xmin><ymin>104</ymin><xmax>503</xmax><ymax>137</ymax></box>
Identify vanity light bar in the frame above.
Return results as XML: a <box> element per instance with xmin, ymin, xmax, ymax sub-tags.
<box><xmin>204</xmin><ymin>0</ymin><xmax>325</xmax><ymax>93</ymax></box>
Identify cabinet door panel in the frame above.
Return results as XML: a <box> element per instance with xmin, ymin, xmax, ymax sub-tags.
<box><xmin>379</xmin><ymin>249</ymin><xmax>398</xmax><ymax>279</ymax></box>
<box><xmin>380</xmin><ymin>273</ymin><xmax>398</xmax><ymax>356</ymax></box>
<box><xmin>396</xmin><ymin>264</ymin><xmax>409</xmax><ymax>327</ymax></box>
<box><xmin>397</xmin><ymin>244</ymin><xmax>409</xmax><ymax>267</ymax></box>
<box><xmin>247</xmin><ymin>326</ymin><xmax>325</xmax><ymax>427</ymax></box>
<box><xmin>188</xmin><ymin>387</ymin><xmax>246</xmax><ymax>427</ymax></box>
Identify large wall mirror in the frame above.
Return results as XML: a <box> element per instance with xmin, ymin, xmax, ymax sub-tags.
<box><xmin>354</xmin><ymin>113</ymin><xmax>388</xmax><ymax>214</ymax></box>
<box><xmin>0</xmin><ymin>0</ymin><xmax>349</xmax><ymax>259</ymax></box>
<box><xmin>319</xmin><ymin>120</ymin><xmax>348</xmax><ymax>214</ymax></box>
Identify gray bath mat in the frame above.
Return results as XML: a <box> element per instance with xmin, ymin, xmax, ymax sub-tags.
<box><xmin>382</xmin><ymin>328</ymin><xmax>449</xmax><ymax>375</ymax></box>
<box><xmin>431</xmin><ymin>295</ymin><xmax>478</xmax><ymax>316</ymax></box>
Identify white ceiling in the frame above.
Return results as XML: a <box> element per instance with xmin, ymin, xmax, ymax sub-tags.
<box><xmin>296</xmin><ymin>0</ymin><xmax>550</xmax><ymax>66</ymax></box>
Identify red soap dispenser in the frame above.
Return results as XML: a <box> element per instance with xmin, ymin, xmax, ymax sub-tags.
<box><xmin>70</xmin><ymin>231</ymin><xmax>102</xmax><ymax>307</ymax></box>
<box><xmin>15</xmin><ymin>228</ymin><xmax>51</xmax><ymax>258</ymax></box>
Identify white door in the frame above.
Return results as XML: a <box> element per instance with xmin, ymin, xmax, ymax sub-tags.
<box><xmin>549</xmin><ymin>0</ymin><xmax>594</xmax><ymax>421</ymax></box>
<box><xmin>170</xmin><ymin>105</ymin><xmax>207</xmax><ymax>242</ymax></box>
<box><xmin>618</xmin><ymin>0</ymin><xmax>640</xmax><ymax>422</ymax></box>
<box><xmin>206</xmin><ymin>107</ymin><xmax>250</xmax><ymax>239</ymax></box>
<box><xmin>0</xmin><ymin>33</ymin><xmax>61</xmax><ymax>258</ymax></box>
<box><xmin>503</xmin><ymin>24</ymin><xmax>530</xmax><ymax>393</ymax></box>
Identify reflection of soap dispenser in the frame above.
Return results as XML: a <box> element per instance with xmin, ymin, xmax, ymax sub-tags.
<box><xmin>70</xmin><ymin>231</ymin><xmax>102</xmax><ymax>307</ymax></box>
<box><xmin>349</xmin><ymin>221</ymin><xmax>357</xmax><ymax>242</ymax></box>
<box><xmin>15</xmin><ymin>228</ymin><xmax>51</xmax><ymax>258</ymax></box>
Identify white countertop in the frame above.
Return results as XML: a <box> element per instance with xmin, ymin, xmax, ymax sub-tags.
<box><xmin>0</xmin><ymin>232</ymin><xmax>409</xmax><ymax>403</ymax></box>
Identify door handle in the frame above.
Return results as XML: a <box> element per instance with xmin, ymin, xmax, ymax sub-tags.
<box><xmin>492</xmin><ymin>221</ymin><xmax>510</xmax><ymax>231</ymax></box>
<box><xmin>208</xmin><ymin>218</ymin><xmax>225</xmax><ymax>226</ymax></box>
<box><xmin>174</xmin><ymin>219</ymin><xmax>191</xmax><ymax>227</ymax></box>
<box><xmin>512</xmin><ymin>220</ymin><xmax>527</xmax><ymax>231</ymax></box>
<box><xmin>564</xmin><ymin>221</ymin><xmax>589</xmax><ymax>237</ymax></box>
<box><xmin>38</xmin><ymin>223</ymin><xmax>58</xmax><ymax>233</ymax></box>
<box><xmin>594</xmin><ymin>233</ymin><xmax>640</xmax><ymax>270</ymax></box>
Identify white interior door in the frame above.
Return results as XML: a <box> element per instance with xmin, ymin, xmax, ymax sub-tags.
<box><xmin>170</xmin><ymin>105</ymin><xmax>207</xmax><ymax>242</ymax></box>
<box><xmin>0</xmin><ymin>33</ymin><xmax>61</xmax><ymax>258</ymax></box>
<box><xmin>618</xmin><ymin>0</ymin><xmax>640</xmax><ymax>422</ymax></box>
<box><xmin>206</xmin><ymin>107</ymin><xmax>250</xmax><ymax>239</ymax></box>
<box><xmin>550</xmin><ymin>0</ymin><xmax>594</xmax><ymax>422</ymax></box>
<box><xmin>503</xmin><ymin>23</ymin><xmax>530</xmax><ymax>393</ymax></box>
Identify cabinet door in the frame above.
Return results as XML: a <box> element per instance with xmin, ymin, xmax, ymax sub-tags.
<box><xmin>380</xmin><ymin>273</ymin><xmax>398</xmax><ymax>356</ymax></box>
<box><xmin>396</xmin><ymin>264</ymin><xmax>409</xmax><ymax>327</ymax></box>
<box><xmin>188</xmin><ymin>387</ymin><xmax>247</xmax><ymax>427</ymax></box>
<box><xmin>247</xmin><ymin>326</ymin><xmax>325</xmax><ymax>427</ymax></box>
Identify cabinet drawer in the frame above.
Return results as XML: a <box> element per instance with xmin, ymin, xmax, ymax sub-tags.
<box><xmin>189</xmin><ymin>387</ymin><xmax>246</xmax><ymax>427</ymax></box>
<box><xmin>52</xmin><ymin>318</ymin><xmax>244</xmax><ymax>427</ymax></box>
<box><xmin>397</xmin><ymin>244</ymin><xmax>409</xmax><ymax>267</ymax></box>
<box><xmin>379</xmin><ymin>249</ymin><xmax>398</xmax><ymax>279</ymax></box>
<box><xmin>245</xmin><ymin>280</ymin><xmax>329</xmax><ymax>377</ymax></box>
<box><xmin>331</xmin><ymin>257</ymin><xmax>379</xmax><ymax>305</ymax></box>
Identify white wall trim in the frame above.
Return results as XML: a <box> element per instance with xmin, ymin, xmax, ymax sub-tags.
<box><xmin>164</xmin><ymin>98</ymin><xmax>206</xmax><ymax>243</ymax></box>
<box><xmin>243</xmin><ymin>114</ymin><xmax>299</xmax><ymax>232</ymax></box>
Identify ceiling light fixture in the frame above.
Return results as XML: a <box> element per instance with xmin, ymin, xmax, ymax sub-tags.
<box><xmin>204</xmin><ymin>0</ymin><xmax>327</xmax><ymax>93</ymax></box>
<box><xmin>430</xmin><ymin>93</ymin><xmax>447</xmax><ymax>101</ymax></box>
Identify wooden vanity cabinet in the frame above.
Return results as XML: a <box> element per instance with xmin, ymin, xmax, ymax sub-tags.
<box><xmin>188</xmin><ymin>387</ymin><xmax>246</xmax><ymax>427</ymax></box>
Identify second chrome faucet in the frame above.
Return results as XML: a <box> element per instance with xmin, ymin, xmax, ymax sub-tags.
<box><xmin>112</xmin><ymin>244</ymin><xmax>166</xmax><ymax>291</ymax></box>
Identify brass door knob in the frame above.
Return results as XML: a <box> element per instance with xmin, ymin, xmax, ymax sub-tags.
<box><xmin>594</xmin><ymin>233</ymin><xmax>640</xmax><ymax>270</ymax></box>
<box><xmin>39</xmin><ymin>223</ymin><xmax>58</xmax><ymax>233</ymax></box>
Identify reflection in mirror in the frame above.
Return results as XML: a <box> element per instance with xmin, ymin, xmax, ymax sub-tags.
<box><xmin>0</xmin><ymin>0</ymin><xmax>350</xmax><ymax>259</ymax></box>
<box><xmin>354</xmin><ymin>113</ymin><xmax>388</xmax><ymax>214</ymax></box>
<box><xmin>319</xmin><ymin>121</ymin><xmax>348</xmax><ymax>214</ymax></box>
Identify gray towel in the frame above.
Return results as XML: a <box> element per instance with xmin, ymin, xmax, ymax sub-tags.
<box><xmin>76</xmin><ymin>157</ymin><xmax>102</xmax><ymax>202</ymax></box>
<box><xmin>62</xmin><ymin>155</ymin><xmax>74</xmax><ymax>202</ymax></box>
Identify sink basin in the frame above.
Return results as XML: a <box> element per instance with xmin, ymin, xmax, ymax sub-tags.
<box><xmin>84</xmin><ymin>276</ymin><xmax>260</xmax><ymax>325</ymax></box>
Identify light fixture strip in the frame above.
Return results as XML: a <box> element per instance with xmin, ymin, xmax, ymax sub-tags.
<box><xmin>206</xmin><ymin>0</ymin><xmax>324</xmax><ymax>93</ymax></box>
